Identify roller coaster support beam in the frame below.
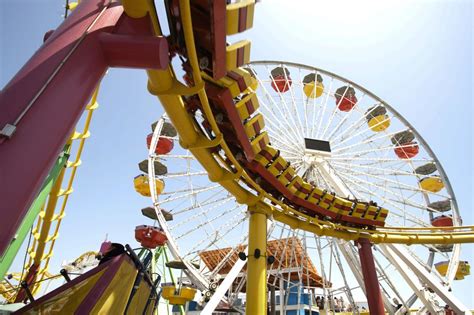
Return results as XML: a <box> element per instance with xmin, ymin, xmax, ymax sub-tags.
<box><xmin>356</xmin><ymin>238</ymin><xmax>385</xmax><ymax>315</ymax></box>
<box><xmin>0</xmin><ymin>0</ymin><xmax>169</xmax><ymax>258</ymax></box>
<box><xmin>246</xmin><ymin>207</ymin><xmax>268</xmax><ymax>315</ymax></box>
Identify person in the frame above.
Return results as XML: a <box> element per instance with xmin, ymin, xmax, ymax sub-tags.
<box><xmin>347</xmin><ymin>303</ymin><xmax>353</xmax><ymax>312</ymax></box>
<box><xmin>444</xmin><ymin>304</ymin><xmax>454</xmax><ymax>315</ymax></box>
<box><xmin>334</xmin><ymin>297</ymin><xmax>339</xmax><ymax>311</ymax></box>
<box><xmin>393</xmin><ymin>297</ymin><xmax>402</xmax><ymax>310</ymax></box>
<box><xmin>321</xmin><ymin>296</ymin><xmax>326</xmax><ymax>310</ymax></box>
<box><xmin>315</xmin><ymin>296</ymin><xmax>321</xmax><ymax>309</ymax></box>
<box><xmin>98</xmin><ymin>242</ymin><xmax>125</xmax><ymax>265</ymax></box>
<box><xmin>338</xmin><ymin>296</ymin><xmax>345</xmax><ymax>312</ymax></box>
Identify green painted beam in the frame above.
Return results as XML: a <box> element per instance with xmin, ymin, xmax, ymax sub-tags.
<box><xmin>0</xmin><ymin>150</ymin><xmax>69</xmax><ymax>281</ymax></box>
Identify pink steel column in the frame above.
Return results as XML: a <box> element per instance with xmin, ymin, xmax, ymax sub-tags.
<box><xmin>0</xmin><ymin>0</ymin><xmax>169</xmax><ymax>257</ymax></box>
<box><xmin>356</xmin><ymin>238</ymin><xmax>385</xmax><ymax>315</ymax></box>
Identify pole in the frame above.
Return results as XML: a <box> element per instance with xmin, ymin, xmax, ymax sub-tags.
<box><xmin>270</xmin><ymin>285</ymin><xmax>276</xmax><ymax>315</ymax></box>
<box><xmin>246</xmin><ymin>208</ymin><xmax>268</xmax><ymax>315</ymax></box>
<box><xmin>355</xmin><ymin>238</ymin><xmax>385</xmax><ymax>315</ymax></box>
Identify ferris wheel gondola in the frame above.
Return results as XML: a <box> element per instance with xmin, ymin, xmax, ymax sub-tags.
<box><xmin>137</xmin><ymin>62</ymin><xmax>466</xmax><ymax>314</ymax></box>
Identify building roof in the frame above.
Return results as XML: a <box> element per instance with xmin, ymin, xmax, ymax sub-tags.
<box><xmin>199</xmin><ymin>237</ymin><xmax>324</xmax><ymax>288</ymax></box>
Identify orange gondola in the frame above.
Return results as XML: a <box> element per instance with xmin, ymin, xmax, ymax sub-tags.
<box><xmin>394</xmin><ymin>141</ymin><xmax>419</xmax><ymax>159</ymax></box>
<box><xmin>135</xmin><ymin>225</ymin><xmax>167</xmax><ymax>249</ymax></box>
<box><xmin>146</xmin><ymin>133</ymin><xmax>174</xmax><ymax>155</ymax></box>
<box><xmin>431</xmin><ymin>215</ymin><xmax>453</xmax><ymax>227</ymax></box>
<box><xmin>270</xmin><ymin>66</ymin><xmax>292</xmax><ymax>93</ymax></box>
<box><xmin>335</xmin><ymin>86</ymin><xmax>357</xmax><ymax>112</ymax></box>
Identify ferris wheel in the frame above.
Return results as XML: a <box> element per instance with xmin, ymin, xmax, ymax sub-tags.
<box><xmin>138</xmin><ymin>61</ymin><xmax>467</xmax><ymax>314</ymax></box>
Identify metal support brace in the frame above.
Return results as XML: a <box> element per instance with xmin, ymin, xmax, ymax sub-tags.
<box><xmin>336</xmin><ymin>240</ymin><xmax>395</xmax><ymax>313</ymax></box>
<box><xmin>380</xmin><ymin>244</ymin><xmax>440</xmax><ymax>315</ymax></box>
<box><xmin>201</xmin><ymin>247</ymin><xmax>248</xmax><ymax>315</ymax></box>
<box><xmin>384</xmin><ymin>244</ymin><xmax>470</xmax><ymax>315</ymax></box>
<box><xmin>246</xmin><ymin>208</ymin><xmax>268</xmax><ymax>315</ymax></box>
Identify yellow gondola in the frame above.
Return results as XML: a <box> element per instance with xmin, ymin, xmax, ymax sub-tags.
<box><xmin>303</xmin><ymin>73</ymin><xmax>324</xmax><ymax>98</ymax></box>
<box><xmin>419</xmin><ymin>176</ymin><xmax>444</xmax><ymax>193</ymax></box>
<box><xmin>133</xmin><ymin>174</ymin><xmax>165</xmax><ymax>197</ymax></box>
<box><xmin>161</xmin><ymin>284</ymin><xmax>197</xmax><ymax>305</ymax></box>
<box><xmin>435</xmin><ymin>261</ymin><xmax>470</xmax><ymax>280</ymax></box>
<box><xmin>366</xmin><ymin>105</ymin><xmax>390</xmax><ymax>132</ymax></box>
<box><xmin>368</xmin><ymin>114</ymin><xmax>390</xmax><ymax>132</ymax></box>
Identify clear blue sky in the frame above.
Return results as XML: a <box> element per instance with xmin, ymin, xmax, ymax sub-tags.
<box><xmin>1</xmin><ymin>0</ymin><xmax>473</xmax><ymax>308</ymax></box>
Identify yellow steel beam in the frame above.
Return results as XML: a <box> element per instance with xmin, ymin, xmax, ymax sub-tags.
<box><xmin>126</xmin><ymin>0</ymin><xmax>474</xmax><ymax>246</ymax></box>
<box><xmin>246</xmin><ymin>207</ymin><xmax>268</xmax><ymax>315</ymax></box>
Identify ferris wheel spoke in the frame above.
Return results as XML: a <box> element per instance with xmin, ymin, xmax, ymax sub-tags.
<box><xmin>159</xmin><ymin>185</ymin><xmax>219</xmax><ymax>197</ymax></box>
<box><xmin>372</xmin><ymin>247</ymin><xmax>410</xmax><ymax>310</ymax></box>
<box><xmin>171</xmin><ymin>198</ymin><xmax>237</xmax><ymax>230</ymax></box>
<box><xmin>306</xmin><ymin>70</ymin><xmax>324</xmax><ymax>138</ymax></box>
<box><xmin>155</xmin><ymin>154</ymin><xmax>195</xmax><ymax>159</ymax></box>
<box><xmin>268</xmin><ymin>227</ymin><xmax>295</xmax><ymax>287</ymax></box>
<box><xmin>159</xmin><ymin>185</ymin><xmax>223</xmax><ymax>206</ymax></box>
<box><xmin>312</xmin><ymin>77</ymin><xmax>334</xmax><ymax>139</ymax></box>
<box><xmin>315</xmin><ymin>236</ymin><xmax>330</xmax><ymax>306</ymax></box>
<box><xmin>157</xmin><ymin>171</ymin><xmax>208</xmax><ymax>179</ymax></box>
<box><xmin>172</xmin><ymin>196</ymin><xmax>234</xmax><ymax>216</ymax></box>
<box><xmin>257</xmin><ymin>88</ymin><xmax>305</xmax><ymax>148</ymax></box>
<box><xmin>327</xmin><ymin>156</ymin><xmax>431</xmax><ymax>163</ymax></box>
<box><xmin>332</xmin><ymin>162</ymin><xmax>447</xmax><ymax>199</ymax></box>
<box><xmin>328</xmin><ymin>103</ymin><xmax>379</xmax><ymax>145</ymax></box>
<box><xmin>330</xmin><ymin>240</ymin><xmax>358</xmax><ymax>308</ymax></box>
<box><xmin>330</xmin><ymin>113</ymin><xmax>393</xmax><ymax>150</ymax></box>
<box><xmin>257</xmin><ymin>70</ymin><xmax>305</xmax><ymax>145</ymax></box>
<box><xmin>326</xmin><ymin>97</ymin><xmax>371</xmax><ymax>142</ymax></box>
<box><xmin>331</xmin><ymin>166</ymin><xmax>426</xmax><ymax>209</ymax></box>
<box><xmin>277</xmin><ymin>147</ymin><xmax>303</xmax><ymax>159</ymax></box>
<box><xmin>323</xmin><ymin>91</ymin><xmax>367</xmax><ymax>142</ymax></box>
<box><xmin>184</xmin><ymin>215</ymin><xmax>247</xmax><ymax>260</ymax></box>
<box><xmin>335</xmin><ymin>172</ymin><xmax>431</xmax><ymax>227</ymax></box>
<box><xmin>331</xmin><ymin>143</ymin><xmax>407</xmax><ymax>158</ymax></box>
<box><xmin>263</xmin><ymin>65</ymin><xmax>306</xmax><ymax>142</ymax></box>
<box><xmin>267</xmin><ymin>132</ymin><xmax>303</xmax><ymax>157</ymax></box>
<box><xmin>258</xmin><ymin>98</ymin><xmax>303</xmax><ymax>148</ymax></box>
<box><xmin>211</xmin><ymin>233</ymin><xmax>249</xmax><ymax>278</ymax></box>
<box><xmin>329</xmin><ymin>160</ymin><xmax>423</xmax><ymax>178</ymax></box>
<box><xmin>284</xmin><ymin>69</ymin><xmax>307</xmax><ymax>140</ymax></box>
<box><xmin>298</xmin><ymin>68</ymin><xmax>310</xmax><ymax>135</ymax></box>
<box><xmin>175</xmin><ymin>204</ymin><xmax>243</xmax><ymax>241</ymax></box>
<box><xmin>331</xmin><ymin>127</ymin><xmax>404</xmax><ymax>153</ymax></box>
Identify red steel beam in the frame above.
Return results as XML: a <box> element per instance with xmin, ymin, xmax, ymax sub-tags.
<box><xmin>356</xmin><ymin>238</ymin><xmax>385</xmax><ymax>315</ymax></box>
<box><xmin>0</xmin><ymin>0</ymin><xmax>169</xmax><ymax>259</ymax></box>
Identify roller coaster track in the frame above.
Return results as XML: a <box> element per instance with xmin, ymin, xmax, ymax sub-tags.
<box><xmin>123</xmin><ymin>0</ymin><xmax>473</xmax><ymax>245</ymax></box>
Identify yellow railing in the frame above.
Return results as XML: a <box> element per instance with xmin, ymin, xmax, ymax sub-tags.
<box><xmin>121</xmin><ymin>0</ymin><xmax>474</xmax><ymax>246</ymax></box>
<box><xmin>23</xmin><ymin>86</ymin><xmax>100</xmax><ymax>296</ymax></box>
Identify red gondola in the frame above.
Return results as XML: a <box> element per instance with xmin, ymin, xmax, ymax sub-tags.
<box><xmin>394</xmin><ymin>141</ymin><xmax>419</xmax><ymax>159</ymax></box>
<box><xmin>146</xmin><ymin>133</ymin><xmax>174</xmax><ymax>155</ymax></box>
<box><xmin>270</xmin><ymin>67</ymin><xmax>292</xmax><ymax>93</ymax></box>
<box><xmin>135</xmin><ymin>225</ymin><xmax>167</xmax><ymax>249</ymax></box>
<box><xmin>335</xmin><ymin>86</ymin><xmax>357</xmax><ymax>112</ymax></box>
<box><xmin>431</xmin><ymin>215</ymin><xmax>453</xmax><ymax>227</ymax></box>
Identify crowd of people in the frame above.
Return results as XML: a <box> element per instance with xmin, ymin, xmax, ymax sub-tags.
<box><xmin>313</xmin><ymin>295</ymin><xmax>456</xmax><ymax>314</ymax></box>
<box><xmin>314</xmin><ymin>296</ymin><xmax>349</xmax><ymax>312</ymax></box>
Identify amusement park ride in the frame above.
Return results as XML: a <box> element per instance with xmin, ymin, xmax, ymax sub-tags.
<box><xmin>0</xmin><ymin>0</ymin><xmax>473</xmax><ymax>314</ymax></box>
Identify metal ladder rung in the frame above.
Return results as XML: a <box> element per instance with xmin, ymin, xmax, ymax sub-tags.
<box><xmin>86</xmin><ymin>102</ymin><xmax>99</xmax><ymax>110</ymax></box>
<box><xmin>71</xmin><ymin>130</ymin><xmax>90</xmax><ymax>140</ymax></box>
<box><xmin>57</xmin><ymin>188</ymin><xmax>73</xmax><ymax>196</ymax></box>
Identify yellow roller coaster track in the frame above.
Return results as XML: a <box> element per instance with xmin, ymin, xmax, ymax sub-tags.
<box><xmin>120</xmin><ymin>0</ymin><xmax>473</xmax><ymax>245</ymax></box>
